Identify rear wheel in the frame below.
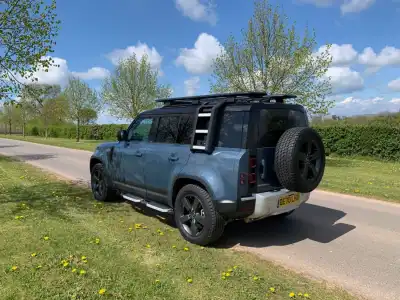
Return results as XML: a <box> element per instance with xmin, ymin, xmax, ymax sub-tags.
<box><xmin>90</xmin><ymin>163</ymin><xmax>116</xmax><ymax>202</ymax></box>
<box><xmin>174</xmin><ymin>184</ymin><xmax>225</xmax><ymax>246</ymax></box>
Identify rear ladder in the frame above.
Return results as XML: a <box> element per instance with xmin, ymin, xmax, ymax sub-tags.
<box><xmin>190</xmin><ymin>100</ymin><xmax>226</xmax><ymax>154</ymax></box>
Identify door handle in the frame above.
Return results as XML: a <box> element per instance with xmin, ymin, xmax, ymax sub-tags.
<box><xmin>168</xmin><ymin>155</ymin><xmax>179</xmax><ymax>162</ymax></box>
<box><xmin>134</xmin><ymin>151</ymin><xmax>143</xmax><ymax>157</ymax></box>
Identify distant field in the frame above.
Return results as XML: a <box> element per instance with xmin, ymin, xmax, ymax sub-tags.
<box><xmin>0</xmin><ymin>155</ymin><xmax>356</xmax><ymax>300</ymax></box>
<box><xmin>1</xmin><ymin>135</ymin><xmax>400</xmax><ymax>203</ymax></box>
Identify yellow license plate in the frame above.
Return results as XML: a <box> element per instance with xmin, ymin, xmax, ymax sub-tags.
<box><xmin>278</xmin><ymin>193</ymin><xmax>300</xmax><ymax>207</ymax></box>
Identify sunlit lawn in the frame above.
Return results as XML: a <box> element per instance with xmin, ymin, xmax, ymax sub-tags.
<box><xmin>1</xmin><ymin>134</ymin><xmax>400</xmax><ymax>203</ymax></box>
<box><xmin>0</xmin><ymin>155</ymin><xmax>356</xmax><ymax>300</ymax></box>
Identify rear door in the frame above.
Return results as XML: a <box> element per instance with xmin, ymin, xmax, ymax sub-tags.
<box><xmin>144</xmin><ymin>114</ymin><xmax>194</xmax><ymax>204</ymax></box>
<box><xmin>255</xmin><ymin>107</ymin><xmax>308</xmax><ymax>192</ymax></box>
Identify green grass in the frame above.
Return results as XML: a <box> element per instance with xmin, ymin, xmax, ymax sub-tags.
<box><xmin>0</xmin><ymin>135</ymin><xmax>106</xmax><ymax>151</ymax></box>
<box><xmin>2</xmin><ymin>134</ymin><xmax>400</xmax><ymax>203</ymax></box>
<box><xmin>0</xmin><ymin>156</ymin><xmax>356</xmax><ymax>300</ymax></box>
<box><xmin>321</xmin><ymin>155</ymin><xmax>400</xmax><ymax>202</ymax></box>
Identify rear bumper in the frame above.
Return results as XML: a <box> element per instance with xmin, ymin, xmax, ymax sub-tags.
<box><xmin>215</xmin><ymin>190</ymin><xmax>310</xmax><ymax>220</ymax></box>
<box><xmin>243</xmin><ymin>189</ymin><xmax>310</xmax><ymax>222</ymax></box>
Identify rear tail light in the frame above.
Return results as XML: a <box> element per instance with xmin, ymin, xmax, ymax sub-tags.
<box><xmin>239</xmin><ymin>155</ymin><xmax>257</xmax><ymax>186</ymax></box>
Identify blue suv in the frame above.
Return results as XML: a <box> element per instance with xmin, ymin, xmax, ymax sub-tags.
<box><xmin>89</xmin><ymin>92</ymin><xmax>326</xmax><ymax>245</ymax></box>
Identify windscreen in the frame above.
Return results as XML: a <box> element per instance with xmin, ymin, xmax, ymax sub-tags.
<box><xmin>257</xmin><ymin>109</ymin><xmax>308</xmax><ymax>147</ymax></box>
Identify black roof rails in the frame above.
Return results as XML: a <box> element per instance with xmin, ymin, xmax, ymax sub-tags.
<box><xmin>155</xmin><ymin>92</ymin><xmax>297</xmax><ymax>105</ymax></box>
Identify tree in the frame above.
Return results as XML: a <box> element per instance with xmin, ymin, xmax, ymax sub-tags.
<box><xmin>2</xmin><ymin>100</ymin><xmax>18</xmax><ymax>134</ymax></box>
<box><xmin>14</xmin><ymin>98</ymin><xmax>34</xmax><ymax>137</ymax></box>
<box><xmin>42</xmin><ymin>94</ymin><xmax>69</xmax><ymax>125</ymax></box>
<box><xmin>20</xmin><ymin>83</ymin><xmax>61</xmax><ymax>137</ymax></box>
<box><xmin>0</xmin><ymin>0</ymin><xmax>61</xmax><ymax>99</ymax></box>
<box><xmin>210</xmin><ymin>0</ymin><xmax>333</xmax><ymax>114</ymax></box>
<box><xmin>64</xmin><ymin>76</ymin><xmax>100</xmax><ymax>142</ymax></box>
<box><xmin>101</xmin><ymin>54</ymin><xmax>172</xmax><ymax>120</ymax></box>
<box><xmin>80</xmin><ymin>108</ymin><xmax>98</xmax><ymax>125</ymax></box>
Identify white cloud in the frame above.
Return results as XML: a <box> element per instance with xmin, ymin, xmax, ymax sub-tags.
<box><xmin>12</xmin><ymin>56</ymin><xmax>109</xmax><ymax>86</ymax></box>
<box><xmin>71</xmin><ymin>67</ymin><xmax>110</xmax><ymax>80</ymax></box>
<box><xmin>175</xmin><ymin>0</ymin><xmax>217</xmax><ymax>25</ymax></box>
<box><xmin>390</xmin><ymin>98</ymin><xmax>400</xmax><ymax>104</ymax></box>
<box><xmin>299</xmin><ymin>0</ymin><xmax>334</xmax><ymax>7</ymax></box>
<box><xmin>315</xmin><ymin>44</ymin><xmax>358</xmax><ymax>66</ymax></box>
<box><xmin>106</xmin><ymin>42</ymin><xmax>163</xmax><ymax>71</ymax></box>
<box><xmin>340</xmin><ymin>0</ymin><xmax>376</xmax><ymax>14</ymax></box>
<box><xmin>331</xmin><ymin>96</ymin><xmax>398</xmax><ymax>116</ymax></box>
<box><xmin>175</xmin><ymin>33</ymin><xmax>224</xmax><ymax>75</ymax></box>
<box><xmin>324</xmin><ymin>66</ymin><xmax>364</xmax><ymax>94</ymax></box>
<box><xmin>388</xmin><ymin>78</ymin><xmax>400</xmax><ymax>91</ymax></box>
<box><xmin>184</xmin><ymin>76</ymin><xmax>200</xmax><ymax>96</ymax></box>
<box><xmin>358</xmin><ymin>46</ymin><xmax>400</xmax><ymax>72</ymax></box>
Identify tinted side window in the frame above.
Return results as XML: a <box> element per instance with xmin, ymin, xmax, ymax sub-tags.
<box><xmin>128</xmin><ymin>117</ymin><xmax>154</xmax><ymax>142</ymax></box>
<box><xmin>155</xmin><ymin>116</ymin><xmax>180</xmax><ymax>144</ymax></box>
<box><xmin>177</xmin><ymin>114</ymin><xmax>194</xmax><ymax>145</ymax></box>
<box><xmin>217</xmin><ymin>111</ymin><xmax>245</xmax><ymax>148</ymax></box>
<box><xmin>258</xmin><ymin>109</ymin><xmax>307</xmax><ymax>147</ymax></box>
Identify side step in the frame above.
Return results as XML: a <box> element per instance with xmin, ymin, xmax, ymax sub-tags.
<box><xmin>121</xmin><ymin>194</ymin><xmax>173</xmax><ymax>214</ymax></box>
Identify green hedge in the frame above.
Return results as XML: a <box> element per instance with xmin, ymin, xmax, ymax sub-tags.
<box><xmin>23</xmin><ymin>123</ymin><xmax>400</xmax><ymax>161</ymax></box>
<box><xmin>314</xmin><ymin>125</ymin><xmax>400</xmax><ymax>161</ymax></box>
<box><xmin>26</xmin><ymin>124</ymin><xmax>129</xmax><ymax>140</ymax></box>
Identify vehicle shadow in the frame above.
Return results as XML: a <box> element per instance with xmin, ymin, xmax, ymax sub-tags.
<box><xmin>13</xmin><ymin>154</ymin><xmax>57</xmax><ymax>161</ymax></box>
<box><xmin>216</xmin><ymin>203</ymin><xmax>356</xmax><ymax>249</ymax></box>
<box><xmin>0</xmin><ymin>144</ymin><xmax>19</xmax><ymax>148</ymax></box>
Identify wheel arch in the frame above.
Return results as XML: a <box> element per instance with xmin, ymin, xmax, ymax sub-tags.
<box><xmin>170</xmin><ymin>176</ymin><xmax>213</xmax><ymax>208</ymax></box>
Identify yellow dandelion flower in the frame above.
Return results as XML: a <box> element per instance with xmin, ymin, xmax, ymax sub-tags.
<box><xmin>135</xmin><ymin>223</ymin><xmax>142</xmax><ymax>229</ymax></box>
<box><xmin>63</xmin><ymin>262</ymin><xmax>69</xmax><ymax>267</ymax></box>
<box><xmin>304</xmin><ymin>293</ymin><xmax>310</xmax><ymax>298</ymax></box>
<box><xmin>159</xmin><ymin>232</ymin><xmax>164</xmax><ymax>236</ymax></box>
<box><xmin>72</xmin><ymin>268</ymin><xmax>77</xmax><ymax>273</ymax></box>
<box><xmin>269</xmin><ymin>287</ymin><xmax>276</xmax><ymax>293</ymax></box>
<box><xmin>95</xmin><ymin>238</ymin><xmax>100</xmax><ymax>244</ymax></box>
<box><xmin>222</xmin><ymin>272</ymin><xmax>226</xmax><ymax>276</ymax></box>
<box><xmin>79</xmin><ymin>269</ymin><xmax>86</xmax><ymax>275</ymax></box>
<box><xmin>98</xmin><ymin>288</ymin><xmax>106</xmax><ymax>295</ymax></box>
<box><xmin>253</xmin><ymin>276</ymin><xmax>259</xmax><ymax>281</ymax></box>
<box><xmin>200</xmin><ymin>246</ymin><xmax>205</xmax><ymax>249</ymax></box>
<box><xmin>146</xmin><ymin>244</ymin><xmax>151</xmax><ymax>248</ymax></box>
<box><xmin>155</xmin><ymin>279</ymin><xmax>160</xmax><ymax>284</ymax></box>
<box><xmin>298</xmin><ymin>292</ymin><xmax>303</xmax><ymax>297</ymax></box>
<box><xmin>43</xmin><ymin>236</ymin><xmax>49</xmax><ymax>241</ymax></box>
<box><xmin>289</xmin><ymin>292</ymin><xmax>295</xmax><ymax>298</ymax></box>
<box><xmin>221</xmin><ymin>276</ymin><xmax>226</xmax><ymax>280</ymax></box>
<box><xmin>82</xmin><ymin>259</ymin><xmax>88</xmax><ymax>263</ymax></box>
<box><xmin>187</xmin><ymin>278</ymin><xmax>193</xmax><ymax>283</ymax></box>
<box><xmin>233</xmin><ymin>265</ymin><xmax>238</xmax><ymax>269</ymax></box>
<box><xmin>11</xmin><ymin>266</ymin><xmax>18</xmax><ymax>271</ymax></box>
<box><xmin>226</xmin><ymin>272</ymin><xmax>231</xmax><ymax>277</ymax></box>
<box><xmin>31</xmin><ymin>252</ymin><xmax>37</xmax><ymax>257</ymax></box>
<box><xmin>172</xmin><ymin>245</ymin><xmax>176</xmax><ymax>248</ymax></box>
<box><xmin>142</xmin><ymin>225</ymin><xmax>148</xmax><ymax>229</ymax></box>
<box><xmin>81</xmin><ymin>256</ymin><xmax>87</xmax><ymax>260</ymax></box>
<box><xmin>183</xmin><ymin>247</ymin><xmax>189</xmax><ymax>251</ymax></box>
<box><xmin>128</xmin><ymin>227</ymin><xmax>133</xmax><ymax>232</ymax></box>
<box><xmin>157</xmin><ymin>229</ymin><xmax>162</xmax><ymax>233</ymax></box>
<box><xmin>36</xmin><ymin>265</ymin><xmax>42</xmax><ymax>269</ymax></box>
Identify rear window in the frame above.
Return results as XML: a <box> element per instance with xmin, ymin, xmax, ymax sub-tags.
<box><xmin>258</xmin><ymin>109</ymin><xmax>308</xmax><ymax>147</ymax></box>
<box><xmin>217</xmin><ymin>111</ymin><xmax>248</xmax><ymax>148</ymax></box>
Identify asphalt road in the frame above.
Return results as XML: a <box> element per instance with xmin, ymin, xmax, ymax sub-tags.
<box><xmin>1</xmin><ymin>138</ymin><xmax>399</xmax><ymax>300</ymax></box>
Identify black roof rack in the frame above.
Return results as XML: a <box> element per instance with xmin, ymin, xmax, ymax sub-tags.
<box><xmin>155</xmin><ymin>92</ymin><xmax>296</xmax><ymax>105</ymax></box>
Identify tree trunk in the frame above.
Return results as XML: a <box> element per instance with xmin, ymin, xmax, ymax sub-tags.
<box><xmin>22</xmin><ymin>123</ymin><xmax>26</xmax><ymax>137</ymax></box>
<box><xmin>8</xmin><ymin>121</ymin><xmax>12</xmax><ymax>135</ymax></box>
<box><xmin>76</xmin><ymin>119</ymin><xmax>80</xmax><ymax>142</ymax></box>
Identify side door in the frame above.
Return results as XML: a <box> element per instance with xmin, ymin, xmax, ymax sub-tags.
<box><xmin>114</xmin><ymin>116</ymin><xmax>155</xmax><ymax>199</ymax></box>
<box><xmin>144</xmin><ymin>114</ymin><xmax>194</xmax><ymax>204</ymax></box>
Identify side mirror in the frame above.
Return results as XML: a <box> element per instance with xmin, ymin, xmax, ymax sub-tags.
<box><xmin>117</xmin><ymin>129</ymin><xmax>128</xmax><ymax>142</ymax></box>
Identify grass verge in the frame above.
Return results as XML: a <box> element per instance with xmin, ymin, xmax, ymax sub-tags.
<box><xmin>1</xmin><ymin>135</ymin><xmax>399</xmax><ymax>203</ymax></box>
<box><xmin>0</xmin><ymin>155</ymin><xmax>356</xmax><ymax>300</ymax></box>
<box><xmin>0</xmin><ymin>135</ymin><xmax>104</xmax><ymax>151</ymax></box>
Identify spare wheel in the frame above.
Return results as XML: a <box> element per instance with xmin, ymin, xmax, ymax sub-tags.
<box><xmin>274</xmin><ymin>127</ymin><xmax>325</xmax><ymax>193</ymax></box>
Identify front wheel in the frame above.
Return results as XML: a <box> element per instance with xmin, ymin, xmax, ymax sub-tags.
<box><xmin>174</xmin><ymin>184</ymin><xmax>225</xmax><ymax>246</ymax></box>
<box><xmin>90</xmin><ymin>163</ymin><xmax>116</xmax><ymax>202</ymax></box>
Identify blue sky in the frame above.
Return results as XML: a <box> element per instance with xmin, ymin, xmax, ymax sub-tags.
<box><xmin>24</xmin><ymin>0</ymin><xmax>400</xmax><ymax>123</ymax></box>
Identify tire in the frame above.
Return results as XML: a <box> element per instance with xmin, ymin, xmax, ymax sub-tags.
<box><xmin>174</xmin><ymin>184</ymin><xmax>225</xmax><ymax>246</ymax></box>
<box><xmin>274</xmin><ymin>127</ymin><xmax>325</xmax><ymax>193</ymax></box>
<box><xmin>90</xmin><ymin>163</ymin><xmax>116</xmax><ymax>202</ymax></box>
